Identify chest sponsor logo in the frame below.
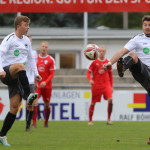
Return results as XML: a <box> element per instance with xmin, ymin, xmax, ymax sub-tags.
<box><xmin>38</xmin><ymin>64</ymin><xmax>45</xmax><ymax>72</ymax></box>
<box><xmin>14</xmin><ymin>49</ymin><xmax>20</xmax><ymax>56</ymax></box>
<box><xmin>143</xmin><ymin>47</ymin><xmax>150</xmax><ymax>54</ymax></box>
<box><xmin>98</xmin><ymin>68</ymin><xmax>105</xmax><ymax>74</ymax></box>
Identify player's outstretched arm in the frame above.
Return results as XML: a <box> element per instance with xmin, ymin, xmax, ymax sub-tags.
<box><xmin>103</xmin><ymin>48</ymin><xmax>129</xmax><ymax>70</ymax></box>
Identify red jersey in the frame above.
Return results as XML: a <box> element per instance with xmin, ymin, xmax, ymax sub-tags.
<box><xmin>87</xmin><ymin>58</ymin><xmax>113</xmax><ymax>88</ymax></box>
<box><xmin>37</xmin><ymin>54</ymin><xmax>55</xmax><ymax>88</ymax></box>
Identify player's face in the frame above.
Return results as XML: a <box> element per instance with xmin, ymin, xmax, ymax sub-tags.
<box><xmin>143</xmin><ymin>21</ymin><xmax>150</xmax><ymax>36</ymax></box>
<box><xmin>18</xmin><ymin>21</ymin><xmax>29</xmax><ymax>36</ymax></box>
<box><xmin>40</xmin><ymin>42</ymin><xmax>48</xmax><ymax>55</ymax></box>
<box><xmin>99</xmin><ymin>48</ymin><xmax>106</xmax><ymax>59</ymax></box>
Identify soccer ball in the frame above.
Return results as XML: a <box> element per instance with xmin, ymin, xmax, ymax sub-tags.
<box><xmin>84</xmin><ymin>44</ymin><xmax>100</xmax><ymax>60</ymax></box>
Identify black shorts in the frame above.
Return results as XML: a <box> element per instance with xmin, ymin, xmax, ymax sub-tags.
<box><xmin>29</xmin><ymin>84</ymin><xmax>35</xmax><ymax>93</ymax></box>
<box><xmin>129</xmin><ymin>59</ymin><xmax>150</xmax><ymax>95</ymax></box>
<box><xmin>1</xmin><ymin>65</ymin><xmax>22</xmax><ymax>100</ymax></box>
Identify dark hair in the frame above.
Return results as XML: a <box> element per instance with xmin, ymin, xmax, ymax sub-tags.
<box><xmin>14</xmin><ymin>15</ymin><xmax>30</xmax><ymax>30</ymax></box>
<box><xmin>142</xmin><ymin>15</ymin><xmax>150</xmax><ymax>23</ymax></box>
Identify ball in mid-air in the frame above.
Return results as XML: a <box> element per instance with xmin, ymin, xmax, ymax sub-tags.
<box><xmin>84</xmin><ymin>44</ymin><xmax>100</xmax><ymax>60</ymax></box>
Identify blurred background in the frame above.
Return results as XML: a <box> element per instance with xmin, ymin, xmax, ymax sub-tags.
<box><xmin>0</xmin><ymin>10</ymin><xmax>150</xmax><ymax>121</ymax></box>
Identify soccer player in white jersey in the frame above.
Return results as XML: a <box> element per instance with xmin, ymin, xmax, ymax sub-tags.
<box><xmin>0</xmin><ymin>15</ymin><xmax>41</xmax><ymax>146</ymax></box>
<box><xmin>25</xmin><ymin>35</ymin><xmax>38</xmax><ymax>132</ymax></box>
<box><xmin>103</xmin><ymin>15</ymin><xmax>150</xmax><ymax>144</ymax></box>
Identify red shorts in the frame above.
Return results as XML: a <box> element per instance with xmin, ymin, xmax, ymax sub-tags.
<box><xmin>91</xmin><ymin>86</ymin><xmax>112</xmax><ymax>103</ymax></box>
<box><xmin>35</xmin><ymin>88</ymin><xmax>52</xmax><ymax>102</ymax></box>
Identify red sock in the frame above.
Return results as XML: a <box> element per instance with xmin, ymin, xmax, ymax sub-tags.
<box><xmin>32</xmin><ymin>106</ymin><xmax>38</xmax><ymax>125</ymax></box>
<box><xmin>44</xmin><ymin>107</ymin><xmax>51</xmax><ymax>124</ymax></box>
<box><xmin>107</xmin><ymin>102</ymin><xmax>113</xmax><ymax>121</ymax></box>
<box><xmin>89</xmin><ymin>104</ymin><xmax>95</xmax><ymax>122</ymax></box>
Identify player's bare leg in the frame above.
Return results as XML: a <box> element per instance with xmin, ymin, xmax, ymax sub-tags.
<box><xmin>44</xmin><ymin>101</ymin><xmax>51</xmax><ymax>128</ymax></box>
<box><xmin>88</xmin><ymin>103</ymin><xmax>95</xmax><ymax>125</ymax></box>
<box><xmin>10</xmin><ymin>63</ymin><xmax>38</xmax><ymax>105</ymax></box>
<box><xmin>10</xmin><ymin>64</ymin><xmax>30</xmax><ymax>100</ymax></box>
<box><xmin>107</xmin><ymin>98</ymin><xmax>113</xmax><ymax>125</ymax></box>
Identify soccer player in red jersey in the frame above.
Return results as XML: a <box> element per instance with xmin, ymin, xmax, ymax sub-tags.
<box><xmin>32</xmin><ymin>41</ymin><xmax>55</xmax><ymax>128</ymax></box>
<box><xmin>87</xmin><ymin>45</ymin><xmax>113</xmax><ymax>125</ymax></box>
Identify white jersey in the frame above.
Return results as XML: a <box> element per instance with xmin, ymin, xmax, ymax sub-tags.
<box><xmin>124</xmin><ymin>33</ymin><xmax>150</xmax><ymax>67</ymax></box>
<box><xmin>26</xmin><ymin>50</ymin><xmax>37</xmax><ymax>84</ymax></box>
<box><xmin>0</xmin><ymin>32</ymin><xmax>38</xmax><ymax>76</ymax></box>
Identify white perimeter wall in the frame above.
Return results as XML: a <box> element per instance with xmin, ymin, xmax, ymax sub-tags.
<box><xmin>0</xmin><ymin>89</ymin><xmax>150</xmax><ymax>121</ymax></box>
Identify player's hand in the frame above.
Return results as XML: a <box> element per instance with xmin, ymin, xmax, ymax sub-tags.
<box><xmin>35</xmin><ymin>75</ymin><xmax>42</xmax><ymax>82</ymax></box>
<box><xmin>35</xmin><ymin>81</ymin><xmax>38</xmax><ymax>90</ymax></box>
<box><xmin>40</xmin><ymin>81</ymin><xmax>46</xmax><ymax>88</ymax></box>
<box><xmin>0</xmin><ymin>71</ymin><xmax>6</xmax><ymax>78</ymax></box>
<box><xmin>103</xmin><ymin>62</ymin><xmax>112</xmax><ymax>71</ymax></box>
<box><xmin>89</xmin><ymin>80</ymin><xmax>94</xmax><ymax>85</ymax></box>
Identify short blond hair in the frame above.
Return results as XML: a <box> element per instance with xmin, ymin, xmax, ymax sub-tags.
<box><xmin>41</xmin><ymin>41</ymin><xmax>48</xmax><ymax>45</ymax></box>
<box><xmin>99</xmin><ymin>45</ymin><xmax>106</xmax><ymax>50</ymax></box>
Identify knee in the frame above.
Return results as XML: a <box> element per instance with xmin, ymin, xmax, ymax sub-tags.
<box><xmin>12</xmin><ymin>63</ymin><xmax>25</xmax><ymax>73</ymax></box>
<box><xmin>10</xmin><ymin>104</ymin><xmax>20</xmax><ymax>114</ymax></box>
<box><xmin>91</xmin><ymin>103</ymin><xmax>95</xmax><ymax>106</ymax></box>
<box><xmin>44</xmin><ymin>102</ymin><xmax>50</xmax><ymax>109</ymax></box>
<box><xmin>108</xmin><ymin>98</ymin><xmax>112</xmax><ymax>103</ymax></box>
<box><xmin>128</xmin><ymin>52</ymin><xmax>138</xmax><ymax>64</ymax></box>
<box><xmin>16</xmin><ymin>63</ymin><xmax>26</xmax><ymax>72</ymax></box>
<box><xmin>10</xmin><ymin>63</ymin><xmax>26</xmax><ymax>78</ymax></box>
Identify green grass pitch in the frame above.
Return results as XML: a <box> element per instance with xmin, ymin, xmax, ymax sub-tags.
<box><xmin>0</xmin><ymin>121</ymin><xmax>150</xmax><ymax>150</ymax></box>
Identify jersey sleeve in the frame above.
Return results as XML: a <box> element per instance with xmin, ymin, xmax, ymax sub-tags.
<box><xmin>0</xmin><ymin>37</ymin><xmax>11</xmax><ymax>72</ymax></box>
<box><xmin>87</xmin><ymin>61</ymin><xmax>94</xmax><ymax>71</ymax></box>
<box><xmin>87</xmin><ymin>70</ymin><xmax>92</xmax><ymax>81</ymax></box>
<box><xmin>32</xmin><ymin>50</ymin><xmax>37</xmax><ymax>63</ymax></box>
<box><xmin>27</xmin><ymin>43</ymin><xmax>39</xmax><ymax>76</ymax></box>
<box><xmin>87</xmin><ymin>61</ymin><xmax>94</xmax><ymax>81</ymax></box>
<box><xmin>49</xmin><ymin>56</ymin><xmax>56</xmax><ymax>70</ymax></box>
<box><xmin>124</xmin><ymin>36</ymin><xmax>137</xmax><ymax>51</ymax></box>
<box><xmin>45</xmin><ymin>70</ymin><xmax>55</xmax><ymax>84</ymax></box>
<box><xmin>44</xmin><ymin>57</ymin><xmax>56</xmax><ymax>84</ymax></box>
<box><xmin>0</xmin><ymin>55</ymin><xmax>3</xmax><ymax>72</ymax></box>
